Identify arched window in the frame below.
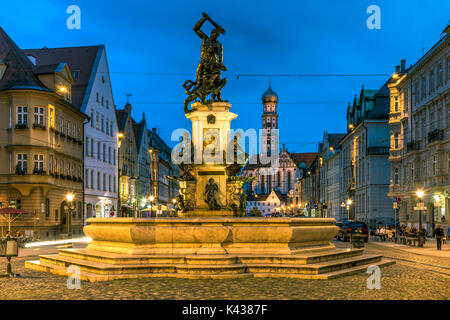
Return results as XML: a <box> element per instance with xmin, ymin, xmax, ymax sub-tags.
<box><xmin>287</xmin><ymin>171</ymin><xmax>292</xmax><ymax>191</ymax></box>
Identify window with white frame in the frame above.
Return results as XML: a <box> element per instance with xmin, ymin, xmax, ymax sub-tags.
<box><xmin>103</xmin><ymin>144</ymin><xmax>106</xmax><ymax>162</ymax></box>
<box><xmin>49</xmin><ymin>155</ymin><xmax>53</xmax><ymax>173</ymax></box>
<box><xmin>103</xmin><ymin>173</ymin><xmax>106</xmax><ymax>191</ymax></box>
<box><xmin>17</xmin><ymin>153</ymin><xmax>28</xmax><ymax>172</ymax></box>
<box><xmin>90</xmin><ymin>110</ymin><xmax>94</xmax><ymax>128</ymax></box>
<box><xmin>34</xmin><ymin>107</ymin><xmax>44</xmax><ymax>125</ymax></box>
<box><xmin>85</xmin><ymin>137</ymin><xmax>89</xmax><ymax>156</ymax></box>
<box><xmin>17</xmin><ymin>106</ymin><xmax>28</xmax><ymax>125</ymax></box>
<box><xmin>33</xmin><ymin>154</ymin><xmax>44</xmax><ymax>171</ymax></box>
<box><xmin>65</xmin><ymin>120</ymin><xmax>70</xmax><ymax>136</ymax></box>
<box><xmin>394</xmin><ymin>168</ymin><xmax>399</xmax><ymax>185</ymax></box>
<box><xmin>432</xmin><ymin>155</ymin><xmax>437</xmax><ymax>176</ymax></box>
<box><xmin>85</xmin><ymin>169</ymin><xmax>89</xmax><ymax>188</ymax></box>
<box><xmin>106</xmin><ymin>119</ymin><xmax>109</xmax><ymax>135</ymax></box>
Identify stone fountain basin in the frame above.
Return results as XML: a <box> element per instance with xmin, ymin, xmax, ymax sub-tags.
<box><xmin>84</xmin><ymin>217</ymin><xmax>338</xmax><ymax>255</ymax></box>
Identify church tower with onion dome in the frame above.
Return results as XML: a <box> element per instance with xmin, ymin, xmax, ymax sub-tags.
<box><xmin>261</xmin><ymin>81</ymin><xmax>279</xmax><ymax>156</ymax></box>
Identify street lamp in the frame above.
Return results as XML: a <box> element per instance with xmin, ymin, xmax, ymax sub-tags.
<box><xmin>65</xmin><ymin>193</ymin><xmax>75</xmax><ymax>236</ymax></box>
<box><xmin>149</xmin><ymin>195</ymin><xmax>155</xmax><ymax>217</ymax></box>
<box><xmin>346</xmin><ymin>199</ymin><xmax>353</xmax><ymax>221</ymax></box>
<box><xmin>416</xmin><ymin>189</ymin><xmax>424</xmax><ymax>229</ymax></box>
<box><xmin>172</xmin><ymin>198</ymin><xmax>176</xmax><ymax>217</ymax></box>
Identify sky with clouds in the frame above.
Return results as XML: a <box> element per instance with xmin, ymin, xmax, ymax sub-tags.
<box><xmin>1</xmin><ymin>0</ymin><xmax>449</xmax><ymax>152</ymax></box>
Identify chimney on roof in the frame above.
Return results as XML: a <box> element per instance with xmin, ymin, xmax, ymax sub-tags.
<box><xmin>395</xmin><ymin>65</ymin><xmax>400</xmax><ymax>74</ymax></box>
<box><xmin>400</xmin><ymin>59</ymin><xmax>406</xmax><ymax>73</ymax></box>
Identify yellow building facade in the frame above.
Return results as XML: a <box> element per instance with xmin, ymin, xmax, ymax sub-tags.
<box><xmin>0</xmin><ymin>27</ymin><xmax>87</xmax><ymax>239</ymax></box>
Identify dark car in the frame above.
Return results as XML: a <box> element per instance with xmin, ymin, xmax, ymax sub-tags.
<box><xmin>337</xmin><ymin>221</ymin><xmax>369</xmax><ymax>242</ymax></box>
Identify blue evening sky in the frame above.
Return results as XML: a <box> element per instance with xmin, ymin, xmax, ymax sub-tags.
<box><xmin>1</xmin><ymin>0</ymin><xmax>449</xmax><ymax>153</ymax></box>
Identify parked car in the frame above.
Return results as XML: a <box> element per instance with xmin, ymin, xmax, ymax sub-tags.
<box><xmin>337</xmin><ymin>221</ymin><xmax>369</xmax><ymax>242</ymax></box>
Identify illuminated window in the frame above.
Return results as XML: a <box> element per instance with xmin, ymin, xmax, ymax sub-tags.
<box><xmin>48</xmin><ymin>105</ymin><xmax>55</xmax><ymax>127</ymax></box>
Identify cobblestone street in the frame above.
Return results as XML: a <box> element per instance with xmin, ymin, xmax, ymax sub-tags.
<box><xmin>0</xmin><ymin>241</ymin><xmax>448</xmax><ymax>300</ymax></box>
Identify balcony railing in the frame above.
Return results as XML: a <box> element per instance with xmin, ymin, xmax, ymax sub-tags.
<box><xmin>406</xmin><ymin>141</ymin><xmax>420</xmax><ymax>152</ymax></box>
<box><xmin>427</xmin><ymin>129</ymin><xmax>444</xmax><ymax>144</ymax></box>
<box><xmin>367</xmin><ymin>146</ymin><xmax>389</xmax><ymax>155</ymax></box>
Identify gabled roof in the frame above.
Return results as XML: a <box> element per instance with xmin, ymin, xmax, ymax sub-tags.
<box><xmin>0</xmin><ymin>27</ymin><xmax>48</xmax><ymax>91</ymax></box>
<box><xmin>132</xmin><ymin>115</ymin><xmax>147</xmax><ymax>152</ymax></box>
<box><xmin>23</xmin><ymin>45</ymin><xmax>103</xmax><ymax>111</ymax></box>
<box><xmin>366</xmin><ymin>80</ymin><xmax>390</xmax><ymax>120</ymax></box>
<box><xmin>328</xmin><ymin>133</ymin><xmax>346</xmax><ymax>149</ymax></box>
<box><xmin>290</xmin><ymin>152</ymin><xmax>318</xmax><ymax>169</ymax></box>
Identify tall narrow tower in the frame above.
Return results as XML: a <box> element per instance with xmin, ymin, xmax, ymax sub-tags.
<box><xmin>261</xmin><ymin>82</ymin><xmax>279</xmax><ymax>156</ymax></box>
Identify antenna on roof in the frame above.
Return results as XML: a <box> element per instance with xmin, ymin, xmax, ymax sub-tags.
<box><xmin>124</xmin><ymin>92</ymin><xmax>132</xmax><ymax>104</ymax></box>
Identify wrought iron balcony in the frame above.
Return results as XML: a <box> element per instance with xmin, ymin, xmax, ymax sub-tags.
<box><xmin>367</xmin><ymin>146</ymin><xmax>389</xmax><ymax>155</ymax></box>
<box><xmin>427</xmin><ymin>129</ymin><xmax>444</xmax><ymax>144</ymax></box>
<box><xmin>406</xmin><ymin>141</ymin><xmax>420</xmax><ymax>152</ymax></box>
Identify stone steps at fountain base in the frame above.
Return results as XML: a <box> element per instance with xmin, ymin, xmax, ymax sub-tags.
<box><xmin>25</xmin><ymin>258</ymin><xmax>394</xmax><ymax>281</ymax></box>
<box><xmin>56</xmin><ymin>248</ymin><xmax>364</xmax><ymax>265</ymax></box>
<box><xmin>25</xmin><ymin>249</ymin><xmax>393</xmax><ymax>281</ymax></box>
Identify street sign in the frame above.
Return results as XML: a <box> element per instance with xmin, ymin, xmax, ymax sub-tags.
<box><xmin>393</xmin><ymin>202</ymin><xmax>398</xmax><ymax>209</ymax></box>
<box><xmin>414</xmin><ymin>206</ymin><xmax>426</xmax><ymax>211</ymax></box>
<box><xmin>434</xmin><ymin>202</ymin><xmax>442</xmax><ymax>207</ymax></box>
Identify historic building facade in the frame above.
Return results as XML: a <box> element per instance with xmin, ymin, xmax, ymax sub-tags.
<box><xmin>340</xmin><ymin>84</ymin><xmax>393</xmax><ymax>228</ymax></box>
<box><xmin>148</xmin><ymin>127</ymin><xmax>179</xmax><ymax>214</ymax></box>
<box><xmin>318</xmin><ymin>132</ymin><xmax>345</xmax><ymax>219</ymax></box>
<box><xmin>116</xmin><ymin>103</ymin><xmax>138</xmax><ymax>217</ymax></box>
<box><xmin>243</xmin><ymin>85</ymin><xmax>318</xmax><ymax>215</ymax></box>
<box><xmin>388</xmin><ymin>26</ymin><xmax>450</xmax><ymax>235</ymax></box>
<box><xmin>133</xmin><ymin>114</ymin><xmax>152</xmax><ymax>212</ymax></box>
<box><xmin>24</xmin><ymin>45</ymin><xmax>119</xmax><ymax>220</ymax></box>
<box><xmin>0</xmin><ymin>27</ymin><xmax>87</xmax><ymax>239</ymax></box>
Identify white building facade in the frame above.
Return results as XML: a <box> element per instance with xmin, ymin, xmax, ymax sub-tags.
<box><xmin>82</xmin><ymin>46</ymin><xmax>118</xmax><ymax>219</ymax></box>
<box><xmin>23</xmin><ymin>45</ymin><xmax>119</xmax><ymax>221</ymax></box>
<box><xmin>388</xmin><ymin>26</ymin><xmax>450</xmax><ymax>235</ymax></box>
<box><xmin>340</xmin><ymin>84</ymin><xmax>393</xmax><ymax>228</ymax></box>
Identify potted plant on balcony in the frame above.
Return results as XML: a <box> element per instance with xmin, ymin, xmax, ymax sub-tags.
<box><xmin>32</xmin><ymin>123</ymin><xmax>46</xmax><ymax>130</ymax></box>
<box><xmin>15</xmin><ymin>123</ymin><xmax>27</xmax><ymax>129</ymax></box>
<box><xmin>15</xmin><ymin>164</ymin><xmax>26</xmax><ymax>175</ymax></box>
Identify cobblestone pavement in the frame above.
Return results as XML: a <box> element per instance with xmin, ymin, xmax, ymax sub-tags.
<box><xmin>0</xmin><ymin>242</ymin><xmax>448</xmax><ymax>300</ymax></box>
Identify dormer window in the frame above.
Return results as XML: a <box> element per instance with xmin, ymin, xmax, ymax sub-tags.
<box><xmin>0</xmin><ymin>60</ymin><xmax>7</xmax><ymax>80</ymax></box>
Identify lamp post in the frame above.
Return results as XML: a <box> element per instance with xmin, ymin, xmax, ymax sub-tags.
<box><xmin>416</xmin><ymin>189</ymin><xmax>424</xmax><ymax>229</ymax></box>
<box><xmin>149</xmin><ymin>195</ymin><xmax>155</xmax><ymax>217</ymax></box>
<box><xmin>117</xmin><ymin>132</ymin><xmax>124</xmax><ymax>217</ymax></box>
<box><xmin>65</xmin><ymin>193</ymin><xmax>75</xmax><ymax>236</ymax></box>
<box><xmin>172</xmin><ymin>198</ymin><xmax>176</xmax><ymax>217</ymax></box>
<box><xmin>346</xmin><ymin>199</ymin><xmax>353</xmax><ymax>221</ymax></box>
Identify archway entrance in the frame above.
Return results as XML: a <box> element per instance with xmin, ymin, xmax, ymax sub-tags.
<box><xmin>86</xmin><ymin>204</ymin><xmax>93</xmax><ymax>219</ymax></box>
<box><xmin>60</xmin><ymin>201</ymin><xmax>71</xmax><ymax>237</ymax></box>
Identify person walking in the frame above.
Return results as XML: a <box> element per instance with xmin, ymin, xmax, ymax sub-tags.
<box><xmin>435</xmin><ymin>224</ymin><xmax>444</xmax><ymax>251</ymax></box>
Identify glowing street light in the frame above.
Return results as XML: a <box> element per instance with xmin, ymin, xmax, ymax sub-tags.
<box><xmin>66</xmin><ymin>193</ymin><xmax>74</xmax><ymax>203</ymax></box>
<box><xmin>416</xmin><ymin>189</ymin><xmax>424</xmax><ymax>199</ymax></box>
<box><xmin>416</xmin><ymin>189</ymin><xmax>425</xmax><ymax>228</ymax></box>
